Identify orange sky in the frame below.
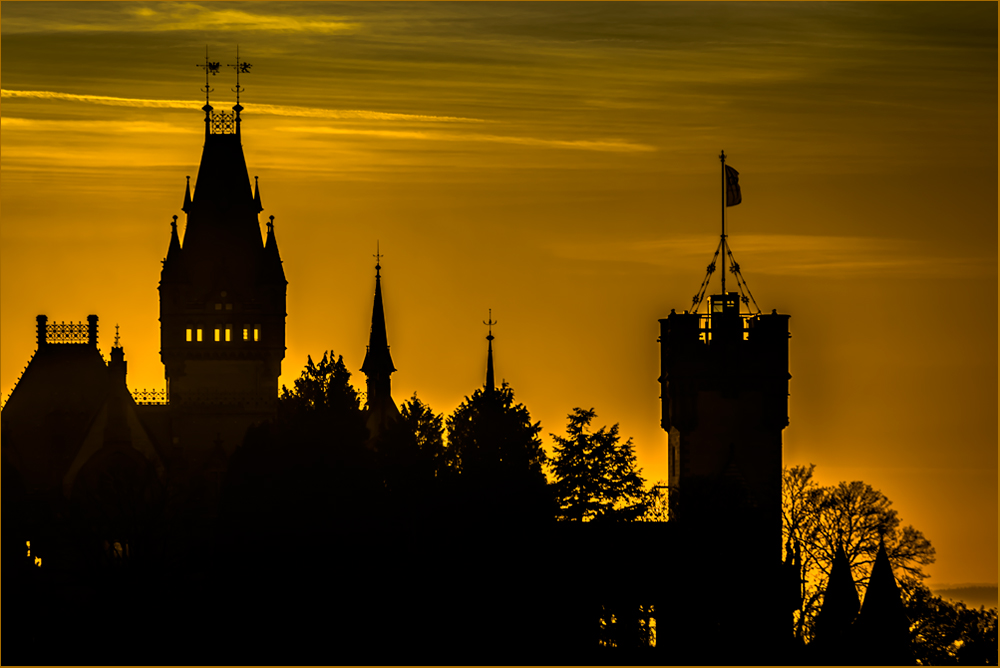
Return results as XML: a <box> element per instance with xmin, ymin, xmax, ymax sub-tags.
<box><xmin>1</xmin><ymin>2</ymin><xmax>996</xmax><ymax>586</ymax></box>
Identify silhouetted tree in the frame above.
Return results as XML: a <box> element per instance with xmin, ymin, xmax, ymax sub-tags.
<box><xmin>446</xmin><ymin>383</ymin><xmax>551</xmax><ymax>522</ymax></box>
<box><xmin>550</xmin><ymin>407</ymin><xmax>648</xmax><ymax>522</ymax></box>
<box><xmin>370</xmin><ymin>393</ymin><xmax>449</xmax><ymax>521</ymax></box>
<box><xmin>783</xmin><ymin>464</ymin><xmax>936</xmax><ymax>643</ymax></box>
<box><xmin>278</xmin><ymin>351</ymin><xmax>366</xmax><ymax>439</ymax></box>
<box><xmin>906</xmin><ymin>584</ymin><xmax>999</xmax><ymax>665</ymax></box>
<box><xmin>224</xmin><ymin>351</ymin><xmax>374</xmax><ymax>536</ymax></box>
<box><xmin>398</xmin><ymin>392</ymin><xmax>448</xmax><ymax>474</ymax></box>
<box><xmin>641</xmin><ymin>480</ymin><xmax>670</xmax><ymax>522</ymax></box>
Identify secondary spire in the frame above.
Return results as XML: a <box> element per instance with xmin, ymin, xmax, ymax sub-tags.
<box><xmin>484</xmin><ymin>309</ymin><xmax>497</xmax><ymax>393</ymax></box>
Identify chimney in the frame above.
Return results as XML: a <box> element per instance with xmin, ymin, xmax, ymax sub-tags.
<box><xmin>87</xmin><ymin>315</ymin><xmax>98</xmax><ymax>347</ymax></box>
<box><xmin>36</xmin><ymin>315</ymin><xmax>48</xmax><ymax>348</ymax></box>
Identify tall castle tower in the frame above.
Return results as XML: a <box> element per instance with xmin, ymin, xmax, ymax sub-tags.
<box><xmin>159</xmin><ymin>52</ymin><xmax>286</xmax><ymax>459</ymax></box>
<box><xmin>655</xmin><ymin>153</ymin><xmax>791</xmax><ymax>656</ymax></box>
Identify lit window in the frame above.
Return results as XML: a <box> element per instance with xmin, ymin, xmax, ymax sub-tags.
<box><xmin>225</xmin><ymin>326</ymin><xmax>232</xmax><ymax>342</ymax></box>
<box><xmin>214</xmin><ymin>328</ymin><xmax>221</xmax><ymax>342</ymax></box>
<box><xmin>243</xmin><ymin>325</ymin><xmax>250</xmax><ymax>341</ymax></box>
<box><xmin>225</xmin><ymin>303</ymin><xmax>233</xmax><ymax>310</ymax></box>
<box><xmin>186</xmin><ymin>328</ymin><xmax>192</xmax><ymax>342</ymax></box>
<box><xmin>253</xmin><ymin>325</ymin><xmax>261</xmax><ymax>342</ymax></box>
<box><xmin>196</xmin><ymin>328</ymin><xmax>203</xmax><ymax>342</ymax></box>
<box><xmin>215</xmin><ymin>303</ymin><xmax>222</xmax><ymax>311</ymax></box>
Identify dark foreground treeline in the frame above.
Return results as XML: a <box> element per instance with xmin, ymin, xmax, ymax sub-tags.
<box><xmin>3</xmin><ymin>353</ymin><xmax>690</xmax><ymax>664</ymax></box>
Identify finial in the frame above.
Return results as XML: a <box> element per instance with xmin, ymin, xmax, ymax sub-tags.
<box><xmin>228</xmin><ymin>45</ymin><xmax>252</xmax><ymax>111</ymax></box>
<box><xmin>267</xmin><ymin>215</ymin><xmax>275</xmax><ymax>233</ymax></box>
<box><xmin>171</xmin><ymin>215</ymin><xmax>178</xmax><ymax>229</ymax></box>
<box><xmin>484</xmin><ymin>309</ymin><xmax>497</xmax><ymax>341</ymax></box>
<box><xmin>114</xmin><ymin>324</ymin><xmax>120</xmax><ymax>347</ymax></box>
<box><xmin>720</xmin><ymin>149</ymin><xmax>726</xmax><ymax>163</ymax></box>
<box><xmin>197</xmin><ymin>46</ymin><xmax>220</xmax><ymax>109</ymax></box>
<box><xmin>373</xmin><ymin>241</ymin><xmax>383</xmax><ymax>278</ymax></box>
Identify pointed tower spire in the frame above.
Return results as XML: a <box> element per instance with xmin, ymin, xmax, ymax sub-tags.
<box><xmin>361</xmin><ymin>244</ymin><xmax>399</xmax><ymax>443</ymax></box>
<box><xmin>813</xmin><ymin>537</ymin><xmax>860</xmax><ymax>652</ymax></box>
<box><xmin>182</xmin><ymin>175</ymin><xmax>192</xmax><ymax>213</ymax></box>
<box><xmin>853</xmin><ymin>535</ymin><xmax>913</xmax><ymax>665</ymax></box>
<box><xmin>167</xmin><ymin>215</ymin><xmax>182</xmax><ymax>258</ymax></box>
<box><xmin>253</xmin><ymin>175</ymin><xmax>263</xmax><ymax>213</ymax></box>
<box><xmin>484</xmin><ymin>309</ymin><xmax>497</xmax><ymax>393</ymax></box>
<box><xmin>262</xmin><ymin>215</ymin><xmax>286</xmax><ymax>283</ymax></box>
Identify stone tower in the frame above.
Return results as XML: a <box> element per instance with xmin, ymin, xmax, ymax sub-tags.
<box><xmin>654</xmin><ymin>153</ymin><xmax>792</xmax><ymax>658</ymax></box>
<box><xmin>659</xmin><ymin>293</ymin><xmax>789</xmax><ymax>550</ymax></box>
<box><xmin>158</xmin><ymin>55</ymin><xmax>286</xmax><ymax>460</ymax></box>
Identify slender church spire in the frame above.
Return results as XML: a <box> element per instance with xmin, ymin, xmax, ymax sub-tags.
<box><xmin>484</xmin><ymin>310</ymin><xmax>497</xmax><ymax>393</ymax></box>
<box><xmin>361</xmin><ymin>244</ymin><xmax>399</xmax><ymax>442</ymax></box>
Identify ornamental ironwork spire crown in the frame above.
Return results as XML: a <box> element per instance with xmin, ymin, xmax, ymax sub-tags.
<box><xmin>196</xmin><ymin>47</ymin><xmax>252</xmax><ymax>137</ymax></box>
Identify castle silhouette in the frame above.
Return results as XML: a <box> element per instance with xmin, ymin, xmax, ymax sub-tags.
<box><xmin>1</xmin><ymin>58</ymin><xmax>913</xmax><ymax>665</ymax></box>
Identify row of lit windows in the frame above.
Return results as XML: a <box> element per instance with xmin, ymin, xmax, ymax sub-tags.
<box><xmin>185</xmin><ymin>325</ymin><xmax>260</xmax><ymax>342</ymax></box>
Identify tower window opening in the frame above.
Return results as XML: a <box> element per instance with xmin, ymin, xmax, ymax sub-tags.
<box><xmin>215</xmin><ymin>303</ymin><xmax>222</xmax><ymax>311</ymax></box>
<box><xmin>225</xmin><ymin>303</ymin><xmax>233</xmax><ymax>311</ymax></box>
<box><xmin>214</xmin><ymin>328</ymin><xmax>221</xmax><ymax>342</ymax></box>
<box><xmin>243</xmin><ymin>325</ymin><xmax>250</xmax><ymax>341</ymax></box>
<box><xmin>196</xmin><ymin>328</ymin><xmax>203</xmax><ymax>342</ymax></box>
<box><xmin>185</xmin><ymin>328</ymin><xmax>192</xmax><ymax>342</ymax></box>
<box><xmin>253</xmin><ymin>325</ymin><xmax>261</xmax><ymax>342</ymax></box>
<box><xmin>225</xmin><ymin>326</ymin><xmax>232</xmax><ymax>342</ymax></box>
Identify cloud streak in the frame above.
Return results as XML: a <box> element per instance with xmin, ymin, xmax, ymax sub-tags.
<box><xmin>278</xmin><ymin>125</ymin><xmax>655</xmax><ymax>153</ymax></box>
<box><xmin>2</xmin><ymin>4</ymin><xmax>361</xmax><ymax>35</ymax></box>
<box><xmin>0</xmin><ymin>89</ymin><xmax>487</xmax><ymax>124</ymax></box>
<box><xmin>552</xmin><ymin>234</ymin><xmax>994</xmax><ymax>278</ymax></box>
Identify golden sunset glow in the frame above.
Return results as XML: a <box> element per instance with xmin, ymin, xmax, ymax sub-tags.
<box><xmin>1</xmin><ymin>2</ymin><xmax>995</xmax><ymax>590</ymax></box>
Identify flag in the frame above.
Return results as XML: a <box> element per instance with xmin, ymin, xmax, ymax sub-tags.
<box><xmin>725</xmin><ymin>164</ymin><xmax>742</xmax><ymax>207</ymax></box>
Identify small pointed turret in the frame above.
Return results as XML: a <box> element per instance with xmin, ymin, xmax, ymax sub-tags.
<box><xmin>166</xmin><ymin>215</ymin><xmax>182</xmax><ymax>258</ymax></box>
<box><xmin>853</xmin><ymin>536</ymin><xmax>913</xmax><ymax>665</ymax></box>
<box><xmin>261</xmin><ymin>215</ymin><xmax>286</xmax><ymax>284</ymax></box>
<box><xmin>253</xmin><ymin>175</ymin><xmax>263</xmax><ymax>213</ymax></box>
<box><xmin>182</xmin><ymin>175</ymin><xmax>193</xmax><ymax>213</ymax></box>
<box><xmin>161</xmin><ymin>216</ymin><xmax>186</xmax><ymax>283</ymax></box>
<box><xmin>813</xmin><ymin>538</ymin><xmax>860</xmax><ymax>650</ymax></box>
<box><xmin>361</xmin><ymin>246</ymin><xmax>399</xmax><ymax>442</ymax></box>
<box><xmin>484</xmin><ymin>310</ymin><xmax>497</xmax><ymax>393</ymax></box>
<box><xmin>103</xmin><ymin>329</ymin><xmax>131</xmax><ymax>451</ymax></box>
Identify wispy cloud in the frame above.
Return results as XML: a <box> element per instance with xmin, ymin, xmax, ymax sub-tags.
<box><xmin>2</xmin><ymin>4</ymin><xmax>360</xmax><ymax>34</ymax></box>
<box><xmin>278</xmin><ymin>125</ymin><xmax>655</xmax><ymax>153</ymax></box>
<box><xmin>1</xmin><ymin>117</ymin><xmax>197</xmax><ymax>135</ymax></box>
<box><xmin>552</xmin><ymin>234</ymin><xmax>994</xmax><ymax>278</ymax></box>
<box><xmin>1</xmin><ymin>89</ymin><xmax>487</xmax><ymax>124</ymax></box>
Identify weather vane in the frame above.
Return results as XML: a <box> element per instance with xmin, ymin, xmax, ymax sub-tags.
<box><xmin>114</xmin><ymin>324</ymin><xmax>121</xmax><ymax>347</ymax></box>
<box><xmin>227</xmin><ymin>45</ymin><xmax>252</xmax><ymax>108</ymax></box>
<box><xmin>196</xmin><ymin>47</ymin><xmax>220</xmax><ymax>107</ymax></box>
<box><xmin>373</xmin><ymin>242</ymin><xmax>383</xmax><ymax>277</ymax></box>
<box><xmin>484</xmin><ymin>309</ymin><xmax>497</xmax><ymax>341</ymax></box>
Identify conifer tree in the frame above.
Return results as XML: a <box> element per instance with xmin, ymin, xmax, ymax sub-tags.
<box><xmin>550</xmin><ymin>407</ymin><xmax>648</xmax><ymax>522</ymax></box>
<box><xmin>445</xmin><ymin>383</ymin><xmax>551</xmax><ymax>521</ymax></box>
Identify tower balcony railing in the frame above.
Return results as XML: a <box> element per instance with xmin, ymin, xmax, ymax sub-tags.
<box><xmin>696</xmin><ymin>312</ymin><xmax>752</xmax><ymax>345</ymax></box>
<box><xmin>132</xmin><ymin>388</ymin><xmax>168</xmax><ymax>406</ymax></box>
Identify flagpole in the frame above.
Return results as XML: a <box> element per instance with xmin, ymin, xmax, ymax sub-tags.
<box><xmin>720</xmin><ymin>149</ymin><xmax>726</xmax><ymax>296</ymax></box>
